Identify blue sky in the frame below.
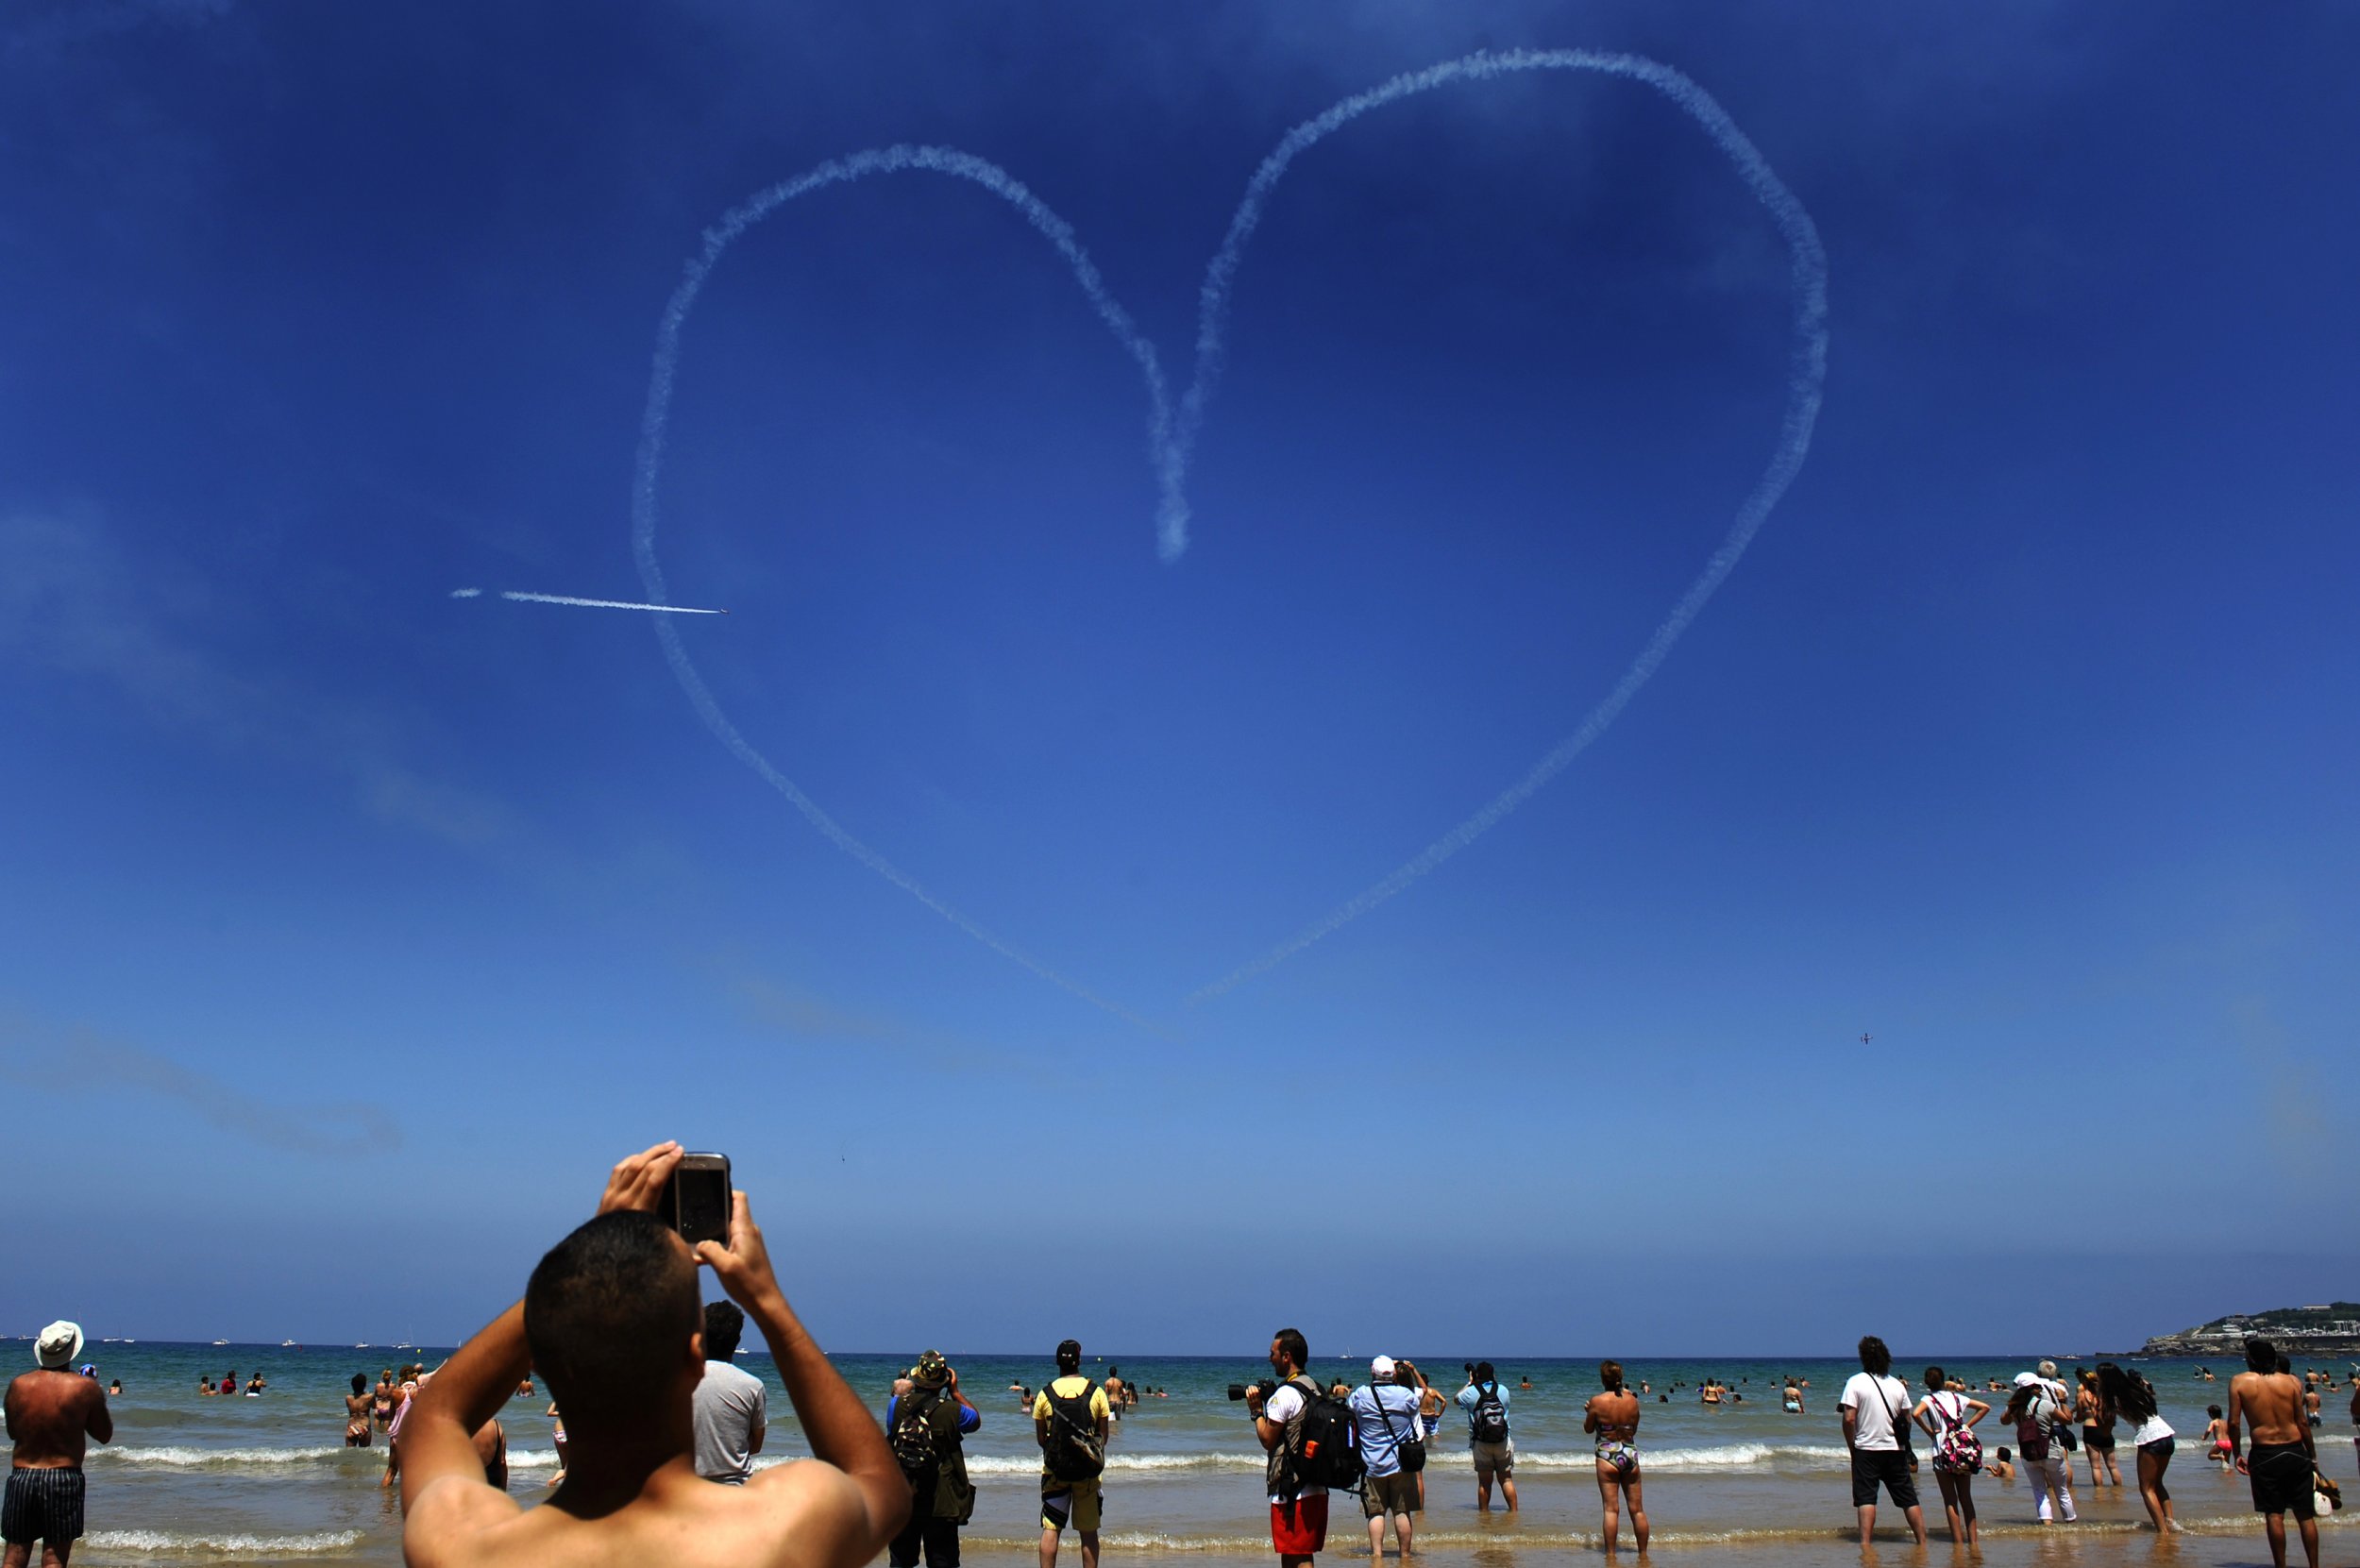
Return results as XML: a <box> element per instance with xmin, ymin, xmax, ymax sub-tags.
<box><xmin>2</xmin><ymin>0</ymin><xmax>2353</xmax><ymax>1356</ymax></box>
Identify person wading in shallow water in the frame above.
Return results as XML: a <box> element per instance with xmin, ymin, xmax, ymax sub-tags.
<box><xmin>1839</xmin><ymin>1336</ymin><xmax>1926</xmax><ymax>1549</ymax></box>
<box><xmin>346</xmin><ymin>1375</ymin><xmax>376</xmax><ymax>1448</ymax></box>
<box><xmin>4</xmin><ymin>1321</ymin><xmax>113</xmax><ymax>1568</ymax></box>
<box><xmin>1583</xmin><ymin>1360</ymin><xmax>1647</xmax><ymax>1556</ymax></box>
<box><xmin>2229</xmin><ymin>1336</ymin><xmax>2319</xmax><ymax>1568</ymax></box>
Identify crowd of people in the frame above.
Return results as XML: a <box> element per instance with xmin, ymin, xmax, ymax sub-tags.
<box><xmin>8</xmin><ymin>1147</ymin><xmax>2353</xmax><ymax>1568</ymax></box>
<box><xmin>1835</xmin><ymin>1333</ymin><xmax>2339</xmax><ymax>1568</ymax></box>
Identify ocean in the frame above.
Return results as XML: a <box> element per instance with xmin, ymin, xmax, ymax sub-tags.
<box><xmin>26</xmin><ymin>1341</ymin><xmax>2355</xmax><ymax>1568</ymax></box>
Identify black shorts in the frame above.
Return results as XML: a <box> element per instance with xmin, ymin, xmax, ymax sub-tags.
<box><xmin>1850</xmin><ymin>1448</ymin><xmax>1919</xmax><ymax>1509</ymax></box>
<box><xmin>2</xmin><ymin>1468</ymin><xmax>86</xmax><ymax>1545</ymax></box>
<box><xmin>2247</xmin><ymin>1442</ymin><xmax>2316</xmax><ymax>1520</ymax></box>
<box><xmin>2082</xmin><ymin>1426</ymin><xmax>2116</xmax><ymax>1453</ymax></box>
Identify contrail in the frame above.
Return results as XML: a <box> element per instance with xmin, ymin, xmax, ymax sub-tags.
<box><xmin>496</xmin><ymin>590</ymin><xmax>728</xmax><ymax>615</ymax></box>
<box><xmin>1182</xmin><ymin>49</ymin><xmax>1829</xmax><ymax>1002</ymax></box>
<box><xmin>629</xmin><ymin>50</ymin><xmax>1828</xmax><ymax>1021</ymax></box>
<box><xmin>632</xmin><ymin>145</ymin><xmax>1178</xmax><ymax>1033</ymax></box>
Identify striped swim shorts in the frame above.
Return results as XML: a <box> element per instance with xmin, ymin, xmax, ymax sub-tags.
<box><xmin>2</xmin><ymin>1467</ymin><xmax>86</xmax><ymax>1544</ymax></box>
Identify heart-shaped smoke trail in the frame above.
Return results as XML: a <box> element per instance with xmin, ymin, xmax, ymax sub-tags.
<box><xmin>631</xmin><ymin>49</ymin><xmax>1828</xmax><ymax>1023</ymax></box>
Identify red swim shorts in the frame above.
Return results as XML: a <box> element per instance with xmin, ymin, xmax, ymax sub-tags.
<box><xmin>1270</xmin><ymin>1493</ymin><xmax>1328</xmax><ymax>1556</ymax></box>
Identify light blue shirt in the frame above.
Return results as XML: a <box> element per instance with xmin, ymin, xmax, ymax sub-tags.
<box><xmin>1349</xmin><ymin>1383</ymin><xmax>1424</xmax><ymax>1475</ymax></box>
<box><xmin>1457</xmin><ymin>1381</ymin><xmax>1510</xmax><ymax>1436</ymax></box>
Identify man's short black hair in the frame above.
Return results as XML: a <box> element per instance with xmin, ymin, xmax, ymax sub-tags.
<box><xmin>525</xmin><ymin>1210</ymin><xmax>700</xmax><ymax>1431</ymax></box>
<box><xmin>703</xmin><ymin>1300</ymin><xmax>746</xmax><ymax>1361</ymax></box>
<box><xmin>1056</xmin><ymin>1339</ymin><xmax>1082</xmax><ymax>1374</ymax></box>
<box><xmin>1857</xmin><ymin>1336</ymin><xmax>1891</xmax><ymax>1375</ymax></box>
<box><xmin>2245</xmin><ymin>1336</ymin><xmax>2278</xmax><ymax>1374</ymax></box>
<box><xmin>1273</xmin><ymin>1328</ymin><xmax>1308</xmax><ymax>1370</ymax></box>
<box><xmin>1475</xmin><ymin>1360</ymin><xmax>1496</xmax><ymax>1383</ymax></box>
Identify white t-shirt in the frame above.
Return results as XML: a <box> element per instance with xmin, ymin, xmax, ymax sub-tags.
<box><xmin>1262</xmin><ymin>1383</ymin><xmax>1325</xmax><ymax>1502</ymax></box>
<box><xmin>1841</xmin><ymin>1373</ymin><xmax>1913</xmax><ymax>1452</ymax></box>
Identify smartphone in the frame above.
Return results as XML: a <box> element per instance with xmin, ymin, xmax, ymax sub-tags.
<box><xmin>659</xmin><ymin>1152</ymin><xmax>733</xmax><ymax>1246</ymax></box>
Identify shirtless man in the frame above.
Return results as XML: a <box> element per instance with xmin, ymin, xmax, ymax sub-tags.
<box><xmin>2228</xmin><ymin>1336</ymin><xmax>2318</xmax><ymax>1568</ymax></box>
<box><xmin>4</xmin><ymin>1322</ymin><xmax>113</xmax><ymax>1568</ymax></box>
<box><xmin>397</xmin><ymin>1143</ymin><xmax>905</xmax><ymax>1568</ymax></box>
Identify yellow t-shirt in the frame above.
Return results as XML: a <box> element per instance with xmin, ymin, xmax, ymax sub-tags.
<box><xmin>1033</xmin><ymin>1375</ymin><xmax>1112</xmax><ymax>1425</ymax></box>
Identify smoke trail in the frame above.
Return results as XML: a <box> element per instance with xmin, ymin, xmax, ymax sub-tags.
<box><xmin>630</xmin><ymin>55</ymin><xmax>1827</xmax><ymax>1020</ymax></box>
<box><xmin>497</xmin><ymin>590</ymin><xmax>727</xmax><ymax>615</ymax></box>
<box><xmin>632</xmin><ymin>145</ymin><xmax>1178</xmax><ymax>1033</ymax></box>
<box><xmin>448</xmin><ymin>587</ymin><xmax>483</xmax><ymax>599</ymax></box>
<box><xmin>1183</xmin><ymin>49</ymin><xmax>1828</xmax><ymax>1003</ymax></box>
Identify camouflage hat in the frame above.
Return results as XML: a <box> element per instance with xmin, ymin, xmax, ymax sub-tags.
<box><xmin>912</xmin><ymin>1350</ymin><xmax>951</xmax><ymax>1389</ymax></box>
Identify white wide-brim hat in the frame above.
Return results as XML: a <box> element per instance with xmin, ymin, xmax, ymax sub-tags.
<box><xmin>36</xmin><ymin>1321</ymin><xmax>84</xmax><ymax>1371</ymax></box>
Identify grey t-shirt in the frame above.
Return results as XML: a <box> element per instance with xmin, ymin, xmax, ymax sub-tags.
<box><xmin>693</xmin><ymin>1360</ymin><xmax>767</xmax><ymax>1483</ymax></box>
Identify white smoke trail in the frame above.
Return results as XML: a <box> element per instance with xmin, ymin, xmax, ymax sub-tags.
<box><xmin>631</xmin><ymin>144</ymin><xmax>1175</xmax><ymax>1033</ymax></box>
<box><xmin>629</xmin><ymin>53</ymin><xmax>1827</xmax><ymax>1020</ymax></box>
<box><xmin>448</xmin><ymin>587</ymin><xmax>483</xmax><ymax>599</ymax></box>
<box><xmin>1183</xmin><ymin>49</ymin><xmax>1829</xmax><ymax>1003</ymax></box>
<box><xmin>497</xmin><ymin>590</ymin><xmax>727</xmax><ymax>615</ymax></box>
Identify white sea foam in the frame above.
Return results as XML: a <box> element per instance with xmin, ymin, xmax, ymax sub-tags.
<box><xmin>632</xmin><ymin>51</ymin><xmax>1827</xmax><ymax>1015</ymax></box>
<box><xmin>84</xmin><ymin>1528</ymin><xmax>363</xmax><ymax>1556</ymax></box>
<box><xmin>1509</xmin><ymin>1441</ymin><xmax>1851</xmax><ymax>1471</ymax></box>
<box><xmin>505</xmin><ymin>1445</ymin><xmax>560</xmax><ymax>1468</ymax></box>
<box><xmin>94</xmin><ymin>1444</ymin><xmax>351</xmax><ymax>1469</ymax></box>
<box><xmin>965</xmin><ymin>1451</ymin><xmax>1260</xmax><ymax>1476</ymax></box>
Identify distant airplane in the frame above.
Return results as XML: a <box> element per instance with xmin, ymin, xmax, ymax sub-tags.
<box><xmin>1859</xmin><ymin>1033</ymin><xmax>1873</xmax><ymax>1045</ymax></box>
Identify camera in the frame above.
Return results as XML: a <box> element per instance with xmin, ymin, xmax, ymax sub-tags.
<box><xmin>1227</xmin><ymin>1378</ymin><xmax>1278</xmax><ymax>1403</ymax></box>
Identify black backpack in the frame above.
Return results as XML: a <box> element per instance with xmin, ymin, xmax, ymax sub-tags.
<box><xmin>1284</xmin><ymin>1379</ymin><xmax>1365</xmax><ymax>1492</ymax></box>
<box><xmin>892</xmin><ymin>1390</ymin><xmax>943</xmax><ymax>1477</ymax></box>
<box><xmin>1041</xmin><ymin>1379</ymin><xmax>1106</xmax><ymax>1481</ymax></box>
<box><xmin>1470</xmin><ymin>1383</ymin><xmax>1509</xmax><ymax>1444</ymax></box>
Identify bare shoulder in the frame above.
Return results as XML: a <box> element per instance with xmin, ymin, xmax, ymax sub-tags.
<box><xmin>400</xmin><ymin>1476</ymin><xmax>529</xmax><ymax>1568</ymax></box>
<box><xmin>746</xmin><ymin>1458</ymin><xmax>866</xmax><ymax>1520</ymax></box>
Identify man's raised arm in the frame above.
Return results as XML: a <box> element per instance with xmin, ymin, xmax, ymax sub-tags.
<box><xmin>400</xmin><ymin>1303</ymin><xmax>532</xmax><ymax>1517</ymax></box>
<box><xmin>402</xmin><ymin>1142</ymin><xmax>683</xmax><ymax>1530</ymax></box>
<box><xmin>700</xmin><ymin>1191</ymin><xmax>908</xmax><ymax>1554</ymax></box>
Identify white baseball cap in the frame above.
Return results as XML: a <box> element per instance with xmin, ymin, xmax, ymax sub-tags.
<box><xmin>1371</xmin><ymin>1356</ymin><xmax>1397</xmax><ymax>1378</ymax></box>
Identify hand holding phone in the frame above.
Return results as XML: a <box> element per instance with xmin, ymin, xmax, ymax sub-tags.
<box><xmin>660</xmin><ymin>1153</ymin><xmax>733</xmax><ymax>1246</ymax></box>
<box><xmin>598</xmin><ymin>1142</ymin><xmax>683</xmax><ymax>1216</ymax></box>
<box><xmin>694</xmin><ymin>1188</ymin><xmax>785</xmax><ymax>1320</ymax></box>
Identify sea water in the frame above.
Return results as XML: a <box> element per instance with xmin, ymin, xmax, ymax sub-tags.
<box><xmin>32</xmin><ymin>1343</ymin><xmax>2355</xmax><ymax>1568</ymax></box>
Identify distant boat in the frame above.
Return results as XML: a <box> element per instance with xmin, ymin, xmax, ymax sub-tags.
<box><xmin>281</xmin><ymin>1340</ymin><xmax>297</xmax><ymax>1348</ymax></box>
<box><xmin>211</xmin><ymin>1340</ymin><xmax>229</xmax><ymax>1346</ymax></box>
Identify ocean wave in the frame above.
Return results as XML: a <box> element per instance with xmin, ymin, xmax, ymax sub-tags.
<box><xmin>84</xmin><ymin>1529</ymin><xmax>363</xmax><ymax>1557</ymax></box>
<box><xmin>93</xmin><ymin>1446</ymin><xmax>354</xmax><ymax>1469</ymax></box>
<box><xmin>966</xmin><ymin>1453</ymin><xmax>1262</xmax><ymax>1476</ymax></box>
<box><xmin>1509</xmin><ymin>1442</ymin><xmax>1852</xmax><ymax>1472</ymax></box>
<box><xmin>506</xmin><ymin>1447</ymin><xmax>560</xmax><ymax>1468</ymax></box>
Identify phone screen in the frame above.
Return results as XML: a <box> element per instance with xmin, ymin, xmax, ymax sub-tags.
<box><xmin>673</xmin><ymin>1155</ymin><xmax>732</xmax><ymax>1246</ymax></box>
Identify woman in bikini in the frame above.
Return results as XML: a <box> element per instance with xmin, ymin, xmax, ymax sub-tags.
<box><xmin>2077</xmin><ymin>1368</ymin><xmax>2120</xmax><ymax>1487</ymax></box>
<box><xmin>1913</xmin><ymin>1364</ymin><xmax>1990</xmax><ymax>1547</ymax></box>
<box><xmin>1583</xmin><ymin>1359</ymin><xmax>1647</xmax><ymax>1555</ymax></box>
<box><xmin>2098</xmin><ymin>1362</ymin><xmax>2179</xmax><ymax>1535</ymax></box>
<box><xmin>371</xmin><ymin>1372</ymin><xmax>396</xmax><ymax>1432</ymax></box>
<box><xmin>344</xmin><ymin>1374</ymin><xmax>375</xmax><ymax>1448</ymax></box>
